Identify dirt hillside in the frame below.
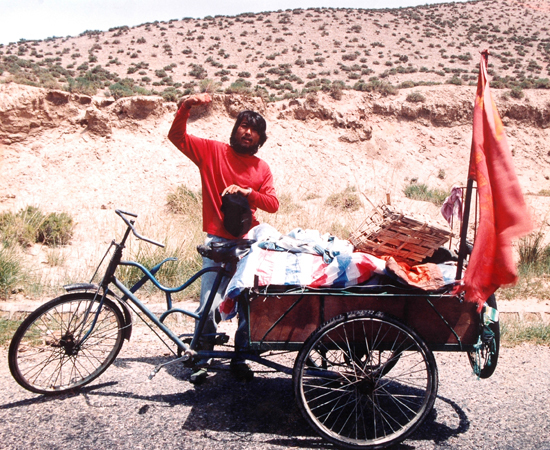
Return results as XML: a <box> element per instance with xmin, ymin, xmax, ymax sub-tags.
<box><xmin>2</xmin><ymin>0</ymin><xmax>550</xmax><ymax>100</ymax></box>
<box><xmin>1</xmin><ymin>81</ymin><xmax>549</xmax><ymax>221</ymax></box>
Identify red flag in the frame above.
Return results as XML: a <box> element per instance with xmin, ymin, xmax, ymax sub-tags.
<box><xmin>462</xmin><ymin>51</ymin><xmax>532</xmax><ymax>310</ymax></box>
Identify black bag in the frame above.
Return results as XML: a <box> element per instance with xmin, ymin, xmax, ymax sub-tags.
<box><xmin>220</xmin><ymin>193</ymin><xmax>252</xmax><ymax>237</ymax></box>
<box><xmin>197</xmin><ymin>239</ymin><xmax>255</xmax><ymax>263</ymax></box>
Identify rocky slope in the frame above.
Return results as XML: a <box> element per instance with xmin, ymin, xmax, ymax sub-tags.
<box><xmin>1</xmin><ymin>80</ymin><xmax>549</xmax><ymax>221</ymax></box>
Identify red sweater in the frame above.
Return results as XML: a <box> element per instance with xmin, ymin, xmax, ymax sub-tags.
<box><xmin>168</xmin><ymin>106</ymin><xmax>279</xmax><ymax>239</ymax></box>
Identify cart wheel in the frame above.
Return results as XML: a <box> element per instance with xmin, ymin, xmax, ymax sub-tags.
<box><xmin>467</xmin><ymin>294</ymin><xmax>500</xmax><ymax>379</ymax></box>
<box><xmin>293</xmin><ymin>310</ymin><xmax>438</xmax><ymax>450</ymax></box>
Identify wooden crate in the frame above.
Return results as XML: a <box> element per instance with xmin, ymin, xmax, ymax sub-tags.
<box><xmin>349</xmin><ymin>205</ymin><xmax>452</xmax><ymax>265</ymax></box>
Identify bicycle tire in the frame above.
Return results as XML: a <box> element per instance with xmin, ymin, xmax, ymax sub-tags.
<box><xmin>293</xmin><ymin>310</ymin><xmax>438</xmax><ymax>450</ymax></box>
<box><xmin>467</xmin><ymin>294</ymin><xmax>500</xmax><ymax>379</ymax></box>
<box><xmin>9</xmin><ymin>292</ymin><xmax>125</xmax><ymax>395</ymax></box>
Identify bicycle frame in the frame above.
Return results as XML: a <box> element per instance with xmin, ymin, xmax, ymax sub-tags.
<box><xmin>73</xmin><ymin>209</ymin><xmax>287</xmax><ymax>372</ymax></box>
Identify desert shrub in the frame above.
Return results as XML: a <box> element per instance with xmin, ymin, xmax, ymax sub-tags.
<box><xmin>353</xmin><ymin>78</ymin><xmax>398</xmax><ymax>96</ymax></box>
<box><xmin>448</xmin><ymin>75</ymin><xmax>463</xmax><ymax>86</ymax></box>
<box><xmin>272</xmin><ymin>193</ymin><xmax>302</xmax><ymax>215</ymax></box>
<box><xmin>166</xmin><ymin>185</ymin><xmax>202</xmax><ymax>215</ymax></box>
<box><xmin>225</xmin><ymin>79</ymin><xmax>252</xmax><ymax>95</ymax></box>
<box><xmin>330</xmin><ymin>83</ymin><xmax>343</xmax><ymax>100</ymax></box>
<box><xmin>399</xmin><ymin>81</ymin><xmax>415</xmax><ymax>89</ymax></box>
<box><xmin>328</xmin><ymin>222</ymin><xmax>353</xmax><ymax>240</ymax></box>
<box><xmin>403</xmin><ymin>182</ymin><xmax>448</xmax><ymax>206</ymax></box>
<box><xmin>199</xmin><ymin>78</ymin><xmax>221</xmax><ymax>93</ymax></box>
<box><xmin>0</xmin><ymin>206</ymin><xmax>74</xmax><ymax>247</ymax></box>
<box><xmin>406</xmin><ymin>91</ymin><xmax>426</xmax><ymax>102</ymax></box>
<box><xmin>66</xmin><ymin>77</ymin><xmax>99</xmax><ymax>95</ymax></box>
<box><xmin>189</xmin><ymin>64</ymin><xmax>207</xmax><ymax>79</ymax></box>
<box><xmin>109</xmin><ymin>79</ymin><xmax>135</xmax><ymax>99</ymax></box>
<box><xmin>510</xmin><ymin>86</ymin><xmax>524</xmax><ymax>99</ymax></box>
<box><xmin>517</xmin><ymin>231</ymin><xmax>550</xmax><ymax>272</ymax></box>
<box><xmin>325</xmin><ymin>186</ymin><xmax>362</xmax><ymax>211</ymax></box>
<box><xmin>37</xmin><ymin>212</ymin><xmax>74</xmax><ymax>246</ymax></box>
<box><xmin>0</xmin><ymin>206</ymin><xmax>44</xmax><ymax>246</ymax></box>
<box><xmin>160</xmin><ymin>87</ymin><xmax>183</xmax><ymax>102</ymax></box>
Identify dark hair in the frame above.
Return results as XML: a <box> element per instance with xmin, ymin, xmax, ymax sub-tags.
<box><xmin>230</xmin><ymin>110</ymin><xmax>268</xmax><ymax>153</ymax></box>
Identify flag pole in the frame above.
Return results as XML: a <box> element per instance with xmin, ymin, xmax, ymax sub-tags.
<box><xmin>455</xmin><ymin>50</ymin><xmax>489</xmax><ymax>281</ymax></box>
<box><xmin>455</xmin><ymin>178</ymin><xmax>474</xmax><ymax>280</ymax></box>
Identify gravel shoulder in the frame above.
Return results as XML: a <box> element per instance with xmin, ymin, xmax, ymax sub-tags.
<box><xmin>1</xmin><ymin>322</ymin><xmax>549</xmax><ymax>450</ymax></box>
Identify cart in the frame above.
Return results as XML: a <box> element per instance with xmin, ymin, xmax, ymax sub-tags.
<box><xmin>243</xmin><ymin>278</ymin><xmax>499</xmax><ymax>449</ymax></box>
<box><xmin>8</xmin><ymin>199</ymin><xmax>499</xmax><ymax>450</ymax></box>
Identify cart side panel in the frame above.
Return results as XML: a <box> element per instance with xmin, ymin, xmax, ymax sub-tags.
<box><xmin>406</xmin><ymin>297</ymin><xmax>478</xmax><ymax>345</ymax></box>
<box><xmin>249</xmin><ymin>294</ymin><xmax>479</xmax><ymax>346</ymax></box>
<box><xmin>249</xmin><ymin>295</ymin><xmax>322</xmax><ymax>344</ymax></box>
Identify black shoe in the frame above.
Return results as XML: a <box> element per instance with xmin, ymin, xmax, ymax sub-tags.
<box><xmin>230</xmin><ymin>360</ymin><xmax>254</xmax><ymax>381</ymax></box>
<box><xmin>189</xmin><ymin>366</ymin><xmax>208</xmax><ymax>384</ymax></box>
<box><xmin>189</xmin><ymin>358</ymin><xmax>211</xmax><ymax>385</ymax></box>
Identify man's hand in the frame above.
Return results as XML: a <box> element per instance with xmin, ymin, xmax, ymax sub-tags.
<box><xmin>178</xmin><ymin>93</ymin><xmax>212</xmax><ymax>110</ymax></box>
<box><xmin>222</xmin><ymin>185</ymin><xmax>252</xmax><ymax>197</ymax></box>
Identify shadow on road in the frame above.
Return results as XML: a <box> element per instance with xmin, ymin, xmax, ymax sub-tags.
<box><xmin>2</xmin><ymin>353</ymin><xmax>471</xmax><ymax>449</ymax></box>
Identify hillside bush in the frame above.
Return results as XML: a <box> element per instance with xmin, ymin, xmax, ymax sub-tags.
<box><xmin>225</xmin><ymin>78</ymin><xmax>253</xmax><ymax>95</ymax></box>
<box><xmin>166</xmin><ymin>185</ymin><xmax>202</xmax><ymax>215</ymax></box>
<box><xmin>406</xmin><ymin>91</ymin><xmax>426</xmax><ymax>102</ymax></box>
<box><xmin>510</xmin><ymin>86</ymin><xmax>524</xmax><ymax>99</ymax></box>
<box><xmin>325</xmin><ymin>186</ymin><xmax>362</xmax><ymax>211</ymax></box>
<box><xmin>36</xmin><ymin>212</ymin><xmax>74</xmax><ymax>246</ymax></box>
<box><xmin>0</xmin><ymin>206</ymin><xmax>44</xmax><ymax>247</ymax></box>
<box><xmin>403</xmin><ymin>181</ymin><xmax>448</xmax><ymax>206</ymax></box>
<box><xmin>517</xmin><ymin>230</ymin><xmax>550</xmax><ymax>270</ymax></box>
<box><xmin>0</xmin><ymin>206</ymin><xmax>74</xmax><ymax>247</ymax></box>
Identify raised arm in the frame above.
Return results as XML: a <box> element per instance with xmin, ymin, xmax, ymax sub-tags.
<box><xmin>167</xmin><ymin>93</ymin><xmax>212</xmax><ymax>164</ymax></box>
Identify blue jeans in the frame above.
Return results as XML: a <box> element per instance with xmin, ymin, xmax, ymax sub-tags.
<box><xmin>196</xmin><ymin>234</ymin><xmax>249</xmax><ymax>353</ymax></box>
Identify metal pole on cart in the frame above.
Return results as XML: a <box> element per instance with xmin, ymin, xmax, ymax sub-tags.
<box><xmin>455</xmin><ymin>178</ymin><xmax>474</xmax><ymax>280</ymax></box>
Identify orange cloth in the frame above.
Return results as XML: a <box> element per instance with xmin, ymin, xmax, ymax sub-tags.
<box><xmin>461</xmin><ymin>51</ymin><xmax>532</xmax><ymax>311</ymax></box>
<box><xmin>384</xmin><ymin>257</ymin><xmax>446</xmax><ymax>291</ymax></box>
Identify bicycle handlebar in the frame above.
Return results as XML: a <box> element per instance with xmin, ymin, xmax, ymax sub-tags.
<box><xmin>115</xmin><ymin>209</ymin><xmax>165</xmax><ymax>248</ymax></box>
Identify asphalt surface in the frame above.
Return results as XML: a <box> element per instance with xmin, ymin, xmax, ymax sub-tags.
<box><xmin>1</xmin><ymin>323</ymin><xmax>549</xmax><ymax>450</ymax></box>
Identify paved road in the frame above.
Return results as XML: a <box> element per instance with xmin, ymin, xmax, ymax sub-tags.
<box><xmin>1</xmin><ymin>334</ymin><xmax>549</xmax><ymax>450</ymax></box>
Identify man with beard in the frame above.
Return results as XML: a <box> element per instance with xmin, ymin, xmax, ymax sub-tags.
<box><xmin>168</xmin><ymin>93</ymin><xmax>279</xmax><ymax>383</ymax></box>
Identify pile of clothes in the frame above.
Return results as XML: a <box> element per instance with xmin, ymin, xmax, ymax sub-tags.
<box><xmin>219</xmin><ymin>224</ymin><xmax>458</xmax><ymax>320</ymax></box>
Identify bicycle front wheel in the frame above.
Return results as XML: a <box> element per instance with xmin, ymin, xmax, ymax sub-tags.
<box><xmin>9</xmin><ymin>293</ymin><xmax>125</xmax><ymax>395</ymax></box>
<box><xmin>293</xmin><ymin>310</ymin><xmax>438</xmax><ymax>450</ymax></box>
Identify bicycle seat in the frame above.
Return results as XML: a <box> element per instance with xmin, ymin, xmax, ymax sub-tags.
<box><xmin>196</xmin><ymin>239</ymin><xmax>256</xmax><ymax>263</ymax></box>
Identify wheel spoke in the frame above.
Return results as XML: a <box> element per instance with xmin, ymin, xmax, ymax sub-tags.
<box><xmin>294</xmin><ymin>311</ymin><xmax>438</xmax><ymax>448</ymax></box>
<box><xmin>9</xmin><ymin>294</ymin><xmax>125</xmax><ymax>394</ymax></box>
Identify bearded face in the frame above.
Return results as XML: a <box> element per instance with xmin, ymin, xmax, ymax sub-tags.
<box><xmin>230</xmin><ymin>111</ymin><xmax>268</xmax><ymax>155</ymax></box>
<box><xmin>232</xmin><ymin>119</ymin><xmax>261</xmax><ymax>155</ymax></box>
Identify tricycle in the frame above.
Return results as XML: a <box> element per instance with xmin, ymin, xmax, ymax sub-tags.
<box><xmin>8</xmin><ymin>208</ymin><xmax>499</xmax><ymax>450</ymax></box>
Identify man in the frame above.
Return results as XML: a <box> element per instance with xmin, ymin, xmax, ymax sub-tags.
<box><xmin>168</xmin><ymin>93</ymin><xmax>279</xmax><ymax>382</ymax></box>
